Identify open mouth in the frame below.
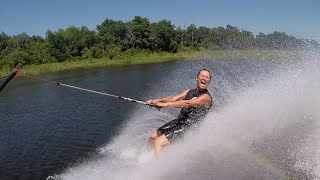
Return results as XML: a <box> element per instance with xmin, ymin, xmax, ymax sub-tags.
<box><xmin>200</xmin><ymin>80</ymin><xmax>207</xmax><ymax>85</ymax></box>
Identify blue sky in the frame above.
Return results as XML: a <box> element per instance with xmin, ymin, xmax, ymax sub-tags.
<box><xmin>1</xmin><ymin>0</ymin><xmax>320</xmax><ymax>42</ymax></box>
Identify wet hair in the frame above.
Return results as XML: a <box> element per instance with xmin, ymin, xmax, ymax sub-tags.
<box><xmin>197</xmin><ymin>69</ymin><xmax>211</xmax><ymax>80</ymax></box>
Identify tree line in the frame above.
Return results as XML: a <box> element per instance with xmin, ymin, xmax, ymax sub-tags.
<box><xmin>0</xmin><ymin>16</ymin><xmax>319</xmax><ymax>68</ymax></box>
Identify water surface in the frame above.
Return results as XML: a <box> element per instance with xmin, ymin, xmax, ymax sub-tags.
<box><xmin>1</xmin><ymin>57</ymin><xmax>319</xmax><ymax>180</ymax></box>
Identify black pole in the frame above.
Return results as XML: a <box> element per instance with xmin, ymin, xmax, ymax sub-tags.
<box><xmin>0</xmin><ymin>68</ymin><xmax>19</xmax><ymax>92</ymax></box>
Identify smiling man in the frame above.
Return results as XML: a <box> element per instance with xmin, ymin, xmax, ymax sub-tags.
<box><xmin>147</xmin><ymin>69</ymin><xmax>212</xmax><ymax>155</ymax></box>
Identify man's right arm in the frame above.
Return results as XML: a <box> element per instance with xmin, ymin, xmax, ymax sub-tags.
<box><xmin>147</xmin><ymin>89</ymin><xmax>189</xmax><ymax>104</ymax></box>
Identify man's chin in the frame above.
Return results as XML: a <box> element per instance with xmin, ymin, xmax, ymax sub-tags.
<box><xmin>198</xmin><ymin>85</ymin><xmax>207</xmax><ymax>90</ymax></box>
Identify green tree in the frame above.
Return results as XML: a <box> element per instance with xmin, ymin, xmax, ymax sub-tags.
<box><xmin>2</xmin><ymin>50</ymin><xmax>30</xmax><ymax>68</ymax></box>
<box><xmin>46</xmin><ymin>30</ymin><xmax>68</xmax><ymax>62</ymax></box>
<box><xmin>0</xmin><ymin>32</ymin><xmax>10</xmax><ymax>53</ymax></box>
<box><xmin>7</xmin><ymin>33</ymin><xmax>31</xmax><ymax>50</ymax></box>
<box><xmin>151</xmin><ymin>20</ymin><xmax>177</xmax><ymax>52</ymax></box>
<box><xmin>45</xmin><ymin>26</ymin><xmax>97</xmax><ymax>61</ymax></box>
<box><xmin>97</xmin><ymin>18</ymin><xmax>127</xmax><ymax>49</ymax></box>
<box><xmin>176</xmin><ymin>26</ymin><xmax>187</xmax><ymax>47</ymax></box>
<box><xmin>130</xmin><ymin>16</ymin><xmax>151</xmax><ymax>49</ymax></box>
<box><xmin>240</xmin><ymin>30</ymin><xmax>255</xmax><ymax>49</ymax></box>
<box><xmin>29</xmin><ymin>41</ymin><xmax>55</xmax><ymax>64</ymax></box>
<box><xmin>255</xmin><ymin>31</ymin><xmax>300</xmax><ymax>49</ymax></box>
<box><xmin>61</xmin><ymin>26</ymin><xmax>97</xmax><ymax>57</ymax></box>
<box><xmin>185</xmin><ymin>24</ymin><xmax>199</xmax><ymax>49</ymax></box>
<box><xmin>197</xmin><ymin>26</ymin><xmax>218</xmax><ymax>49</ymax></box>
<box><xmin>83</xmin><ymin>45</ymin><xmax>103</xmax><ymax>59</ymax></box>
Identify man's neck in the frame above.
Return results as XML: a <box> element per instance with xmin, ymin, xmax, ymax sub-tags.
<box><xmin>196</xmin><ymin>88</ymin><xmax>206</xmax><ymax>92</ymax></box>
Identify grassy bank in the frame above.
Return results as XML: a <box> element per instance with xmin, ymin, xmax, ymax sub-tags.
<box><xmin>181</xmin><ymin>49</ymin><xmax>300</xmax><ymax>60</ymax></box>
<box><xmin>0</xmin><ymin>49</ymin><xmax>299</xmax><ymax>77</ymax></box>
<box><xmin>0</xmin><ymin>52</ymin><xmax>181</xmax><ymax>77</ymax></box>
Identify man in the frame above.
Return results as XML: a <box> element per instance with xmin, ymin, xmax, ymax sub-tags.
<box><xmin>147</xmin><ymin>69</ymin><xmax>212</xmax><ymax>155</ymax></box>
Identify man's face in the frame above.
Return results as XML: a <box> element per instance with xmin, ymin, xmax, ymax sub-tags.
<box><xmin>196</xmin><ymin>70</ymin><xmax>211</xmax><ymax>90</ymax></box>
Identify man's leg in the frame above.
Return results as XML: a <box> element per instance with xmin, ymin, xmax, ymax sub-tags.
<box><xmin>148</xmin><ymin>130</ymin><xmax>158</xmax><ymax>149</ymax></box>
<box><xmin>149</xmin><ymin>119</ymin><xmax>179</xmax><ymax>155</ymax></box>
<box><xmin>150</xmin><ymin>130</ymin><xmax>158</xmax><ymax>140</ymax></box>
<box><xmin>153</xmin><ymin>134</ymin><xmax>170</xmax><ymax>156</ymax></box>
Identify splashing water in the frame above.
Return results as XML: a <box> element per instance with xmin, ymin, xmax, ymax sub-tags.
<box><xmin>50</xmin><ymin>51</ymin><xmax>320</xmax><ymax>180</ymax></box>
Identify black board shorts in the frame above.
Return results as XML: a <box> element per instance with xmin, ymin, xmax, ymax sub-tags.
<box><xmin>157</xmin><ymin>118</ymin><xmax>191</xmax><ymax>143</ymax></box>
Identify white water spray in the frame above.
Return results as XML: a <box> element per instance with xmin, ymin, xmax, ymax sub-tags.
<box><xmin>52</xmin><ymin>51</ymin><xmax>320</xmax><ymax>180</ymax></box>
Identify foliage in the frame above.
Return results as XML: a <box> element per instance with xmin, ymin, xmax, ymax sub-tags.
<box><xmin>256</xmin><ymin>32</ymin><xmax>300</xmax><ymax>49</ymax></box>
<box><xmin>2</xmin><ymin>50</ymin><xmax>30</xmax><ymax>68</ymax></box>
<box><xmin>45</xmin><ymin>26</ymin><xmax>97</xmax><ymax>62</ymax></box>
<box><xmin>0</xmin><ymin>16</ymin><xmax>319</xmax><ymax>69</ymax></box>
<box><xmin>0</xmin><ymin>32</ymin><xmax>10</xmax><ymax>52</ymax></box>
<box><xmin>83</xmin><ymin>46</ymin><xmax>103</xmax><ymax>59</ymax></box>
<box><xmin>97</xmin><ymin>18</ymin><xmax>127</xmax><ymax>49</ymax></box>
<box><xmin>150</xmin><ymin>20</ymin><xmax>177</xmax><ymax>52</ymax></box>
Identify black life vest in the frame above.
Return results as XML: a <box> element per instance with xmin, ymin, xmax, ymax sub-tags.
<box><xmin>178</xmin><ymin>88</ymin><xmax>212</xmax><ymax>124</ymax></box>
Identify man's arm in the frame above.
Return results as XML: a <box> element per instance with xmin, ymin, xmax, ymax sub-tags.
<box><xmin>155</xmin><ymin>94</ymin><xmax>211</xmax><ymax>108</ymax></box>
<box><xmin>147</xmin><ymin>89</ymin><xmax>189</xmax><ymax>104</ymax></box>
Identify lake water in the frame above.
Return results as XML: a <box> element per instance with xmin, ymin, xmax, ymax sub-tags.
<box><xmin>1</xmin><ymin>55</ymin><xmax>320</xmax><ymax>180</ymax></box>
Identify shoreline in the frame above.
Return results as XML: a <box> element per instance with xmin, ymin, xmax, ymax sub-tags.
<box><xmin>0</xmin><ymin>49</ymin><xmax>299</xmax><ymax>77</ymax></box>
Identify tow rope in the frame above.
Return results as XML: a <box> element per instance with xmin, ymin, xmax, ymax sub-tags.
<box><xmin>1</xmin><ymin>69</ymin><xmax>159</xmax><ymax>108</ymax></box>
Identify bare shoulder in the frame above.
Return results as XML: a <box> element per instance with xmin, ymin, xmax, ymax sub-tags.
<box><xmin>199</xmin><ymin>93</ymin><xmax>212</xmax><ymax>103</ymax></box>
<box><xmin>181</xmin><ymin>89</ymin><xmax>190</xmax><ymax>94</ymax></box>
<box><xmin>174</xmin><ymin>89</ymin><xmax>190</xmax><ymax>101</ymax></box>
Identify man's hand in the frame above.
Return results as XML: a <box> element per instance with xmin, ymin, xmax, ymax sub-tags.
<box><xmin>147</xmin><ymin>99</ymin><xmax>154</xmax><ymax>104</ymax></box>
<box><xmin>147</xmin><ymin>99</ymin><xmax>162</xmax><ymax>110</ymax></box>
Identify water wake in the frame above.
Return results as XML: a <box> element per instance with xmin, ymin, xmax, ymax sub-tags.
<box><xmin>52</xmin><ymin>52</ymin><xmax>320</xmax><ymax>180</ymax></box>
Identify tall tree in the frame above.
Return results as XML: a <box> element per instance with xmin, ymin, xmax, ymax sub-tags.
<box><xmin>130</xmin><ymin>16</ymin><xmax>151</xmax><ymax>49</ymax></box>
<box><xmin>46</xmin><ymin>26</ymin><xmax>97</xmax><ymax>61</ymax></box>
<box><xmin>2</xmin><ymin>50</ymin><xmax>30</xmax><ymax>68</ymax></box>
<box><xmin>255</xmin><ymin>31</ymin><xmax>301</xmax><ymax>49</ymax></box>
<box><xmin>7</xmin><ymin>33</ymin><xmax>31</xmax><ymax>50</ymax></box>
<box><xmin>0</xmin><ymin>32</ymin><xmax>10</xmax><ymax>52</ymax></box>
<box><xmin>197</xmin><ymin>26</ymin><xmax>217</xmax><ymax>49</ymax></box>
<box><xmin>97</xmin><ymin>18</ymin><xmax>127</xmax><ymax>48</ymax></box>
<box><xmin>45</xmin><ymin>30</ymin><xmax>68</xmax><ymax>62</ymax></box>
<box><xmin>185</xmin><ymin>24</ymin><xmax>198</xmax><ymax>49</ymax></box>
<box><xmin>176</xmin><ymin>26</ymin><xmax>187</xmax><ymax>47</ymax></box>
<box><xmin>151</xmin><ymin>20</ymin><xmax>177</xmax><ymax>52</ymax></box>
